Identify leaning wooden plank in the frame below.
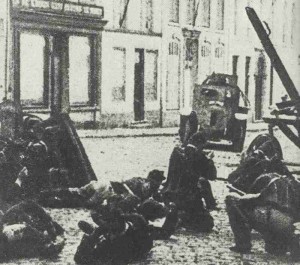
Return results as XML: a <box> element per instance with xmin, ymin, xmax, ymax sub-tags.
<box><xmin>57</xmin><ymin>113</ymin><xmax>97</xmax><ymax>187</ymax></box>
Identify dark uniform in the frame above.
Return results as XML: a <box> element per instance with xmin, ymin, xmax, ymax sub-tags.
<box><xmin>226</xmin><ymin>173</ymin><xmax>300</xmax><ymax>258</ymax></box>
<box><xmin>0</xmin><ymin>200</ymin><xmax>64</xmax><ymax>260</ymax></box>
<box><xmin>74</xmin><ymin>205</ymin><xmax>153</xmax><ymax>264</ymax></box>
<box><xmin>163</xmin><ymin>132</ymin><xmax>216</xmax><ymax>232</ymax></box>
<box><xmin>228</xmin><ymin>149</ymin><xmax>290</xmax><ymax>194</ymax></box>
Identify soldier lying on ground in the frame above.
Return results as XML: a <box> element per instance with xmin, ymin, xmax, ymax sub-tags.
<box><xmin>226</xmin><ymin>172</ymin><xmax>300</xmax><ymax>259</ymax></box>
<box><xmin>0</xmin><ymin>200</ymin><xmax>65</xmax><ymax>261</ymax></box>
<box><xmin>111</xmin><ymin>169</ymin><xmax>166</xmax><ymax>202</ymax></box>
<box><xmin>39</xmin><ymin>172</ymin><xmax>179</xmax><ymax>239</ymax></box>
<box><xmin>74</xmin><ymin>205</ymin><xmax>153</xmax><ymax>264</ymax></box>
<box><xmin>162</xmin><ymin>131</ymin><xmax>217</xmax><ymax>232</ymax></box>
<box><xmin>74</xmin><ymin>193</ymin><xmax>178</xmax><ymax>264</ymax></box>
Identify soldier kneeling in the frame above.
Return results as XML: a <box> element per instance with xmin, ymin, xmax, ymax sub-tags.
<box><xmin>226</xmin><ymin>173</ymin><xmax>300</xmax><ymax>260</ymax></box>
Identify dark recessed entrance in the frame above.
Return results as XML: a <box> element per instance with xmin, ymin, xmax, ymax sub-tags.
<box><xmin>134</xmin><ymin>49</ymin><xmax>145</xmax><ymax>121</ymax></box>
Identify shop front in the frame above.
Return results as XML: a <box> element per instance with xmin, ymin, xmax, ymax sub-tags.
<box><xmin>7</xmin><ymin>0</ymin><xmax>107</xmax><ymax>127</ymax></box>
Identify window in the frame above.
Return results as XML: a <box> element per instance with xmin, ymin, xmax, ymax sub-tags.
<box><xmin>113</xmin><ymin>0</ymin><xmax>128</xmax><ymax>29</ymax></box>
<box><xmin>112</xmin><ymin>48</ymin><xmax>126</xmax><ymax>101</ymax></box>
<box><xmin>169</xmin><ymin>42</ymin><xmax>179</xmax><ymax>55</ymax></box>
<box><xmin>232</xmin><ymin>56</ymin><xmax>238</xmax><ymax>76</ymax></box>
<box><xmin>145</xmin><ymin>50</ymin><xmax>158</xmax><ymax>101</ymax></box>
<box><xmin>20</xmin><ymin>33</ymin><xmax>47</xmax><ymax>107</ymax></box>
<box><xmin>69</xmin><ymin>36</ymin><xmax>91</xmax><ymax>106</ymax></box>
<box><xmin>186</xmin><ymin>0</ymin><xmax>195</xmax><ymax>25</ymax></box>
<box><xmin>141</xmin><ymin>0</ymin><xmax>153</xmax><ymax>31</ymax></box>
<box><xmin>216</xmin><ymin>0</ymin><xmax>224</xmax><ymax>30</ymax></box>
<box><xmin>214</xmin><ymin>43</ymin><xmax>225</xmax><ymax>73</ymax></box>
<box><xmin>199</xmin><ymin>42</ymin><xmax>211</xmax><ymax>82</ymax></box>
<box><xmin>166</xmin><ymin>41</ymin><xmax>180</xmax><ymax>110</ymax></box>
<box><xmin>245</xmin><ymin>56</ymin><xmax>251</xmax><ymax>98</ymax></box>
<box><xmin>291</xmin><ymin>3</ymin><xmax>296</xmax><ymax>45</ymax></box>
<box><xmin>198</xmin><ymin>0</ymin><xmax>210</xmax><ymax>28</ymax></box>
<box><xmin>169</xmin><ymin>0</ymin><xmax>179</xmax><ymax>23</ymax></box>
<box><xmin>282</xmin><ymin>1</ymin><xmax>288</xmax><ymax>43</ymax></box>
<box><xmin>270</xmin><ymin>66</ymin><xmax>274</xmax><ymax>105</ymax></box>
<box><xmin>234</xmin><ymin>0</ymin><xmax>238</xmax><ymax>34</ymax></box>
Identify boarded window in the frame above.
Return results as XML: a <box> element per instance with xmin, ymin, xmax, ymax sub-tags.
<box><xmin>69</xmin><ymin>36</ymin><xmax>91</xmax><ymax>106</ymax></box>
<box><xmin>20</xmin><ymin>33</ymin><xmax>46</xmax><ymax>106</ymax></box>
<box><xmin>112</xmin><ymin>48</ymin><xmax>126</xmax><ymax>101</ymax></box>
<box><xmin>169</xmin><ymin>0</ymin><xmax>179</xmax><ymax>23</ymax></box>
<box><xmin>216</xmin><ymin>0</ymin><xmax>224</xmax><ymax>30</ymax></box>
<box><xmin>198</xmin><ymin>0</ymin><xmax>210</xmax><ymax>28</ymax></box>
<box><xmin>145</xmin><ymin>50</ymin><xmax>158</xmax><ymax>101</ymax></box>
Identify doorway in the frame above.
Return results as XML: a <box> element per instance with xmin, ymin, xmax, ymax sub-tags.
<box><xmin>254</xmin><ymin>53</ymin><xmax>266</xmax><ymax>120</ymax></box>
<box><xmin>134</xmin><ymin>49</ymin><xmax>145</xmax><ymax>121</ymax></box>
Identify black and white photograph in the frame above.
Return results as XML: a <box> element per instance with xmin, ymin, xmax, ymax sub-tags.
<box><xmin>0</xmin><ymin>0</ymin><xmax>299</xmax><ymax>264</ymax></box>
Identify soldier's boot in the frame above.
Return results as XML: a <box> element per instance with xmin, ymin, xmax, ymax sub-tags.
<box><xmin>78</xmin><ymin>221</ymin><xmax>95</xmax><ymax>235</ymax></box>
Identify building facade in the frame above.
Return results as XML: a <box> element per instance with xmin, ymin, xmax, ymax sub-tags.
<box><xmin>0</xmin><ymin>0</ymin><xmax>299</xmax><ymax>128</ymax></box>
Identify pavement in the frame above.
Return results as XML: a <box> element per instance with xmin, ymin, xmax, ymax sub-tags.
<box><xmin>2</xmin><ymin>124</ymin><xmax>300</xmax><ymax>265</ymax></box>
<box><xmin>77</xmin><ymin>122</ymin><xmax>269</xmax><ymax>139</ymax></box>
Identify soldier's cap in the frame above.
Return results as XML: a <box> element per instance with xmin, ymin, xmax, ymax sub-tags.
<box><xmin>147</xmin><ymin>169</ymin><xmax>166</xmax><ymax>182</ymax></box>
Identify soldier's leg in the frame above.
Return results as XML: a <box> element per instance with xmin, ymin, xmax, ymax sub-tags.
<box><xmin>198</xmin><ymin>178</ymin><xmax>217</xmax><ymax>210</ymax></box>
<box><xmin>225</xmin><ymin>195</ymin><xmax>252</xmax><ymax>252</ymax></box>
<box><xmin>262</xmin><ymin>208</ymin><xmax>296</xmax><ymax>256</ymax></box>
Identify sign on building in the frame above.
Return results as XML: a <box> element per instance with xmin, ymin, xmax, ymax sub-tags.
<box><xmin>12</xmin><ymin>0</ymin><xmax>104</xmax><ymax>18</ymax></box>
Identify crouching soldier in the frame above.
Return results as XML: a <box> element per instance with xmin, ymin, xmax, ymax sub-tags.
<box><xmin>226</xmin><ymin>173</ymin><xmax>300</xmax><ymax>259</ymax></box>
<box><xmin>163</xmin><ymin>132</ymin><xmax>217</xmax><ymax>232</ymax></box>
<box><xmin>0</xmin><ymin>200</ymin><xmax>65</xmax><ymax>261</ymax></box>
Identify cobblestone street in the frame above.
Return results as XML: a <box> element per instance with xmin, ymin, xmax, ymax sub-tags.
<box><xmin>3</xmin><ymin>129</ymin><xmax>300</xmax><ymax>265</ymax></box>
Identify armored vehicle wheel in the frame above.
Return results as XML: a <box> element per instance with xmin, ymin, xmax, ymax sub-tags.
<box><xmin>246</xmin><ymin>133</ymin><xmax>283</xmax><ymax>160</ymax></box>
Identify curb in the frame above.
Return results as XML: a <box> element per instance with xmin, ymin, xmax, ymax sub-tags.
<box><xmin>78</xmin><ymin>127</ymin><xmax>268</xmax><ymax>139</ymax></box>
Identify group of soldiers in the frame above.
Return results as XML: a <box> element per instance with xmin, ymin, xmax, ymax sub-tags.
<box><xmin>0</xmin><ymin>112</ymin><xmax>300</xmax><ymax>263</ymax></box>
<box><xmin>226</xmin><ymin>137</ymin><xmax>300</xmax><ymax>259</ymax></box>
